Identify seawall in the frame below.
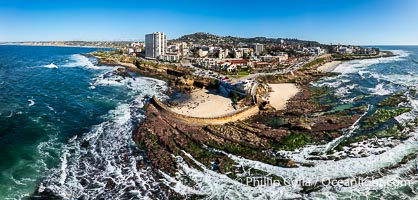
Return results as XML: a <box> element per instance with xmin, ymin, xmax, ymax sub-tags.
<box><xmin>151</xmin><ymin>96</ymin><xmax>259</xmax><ymax>125</ymax></box>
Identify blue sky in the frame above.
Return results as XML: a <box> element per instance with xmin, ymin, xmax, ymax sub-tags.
<box><xmin>1</xmin><ymin>0</ymin><xmax>417</xmax><ymax>45</ymax></box>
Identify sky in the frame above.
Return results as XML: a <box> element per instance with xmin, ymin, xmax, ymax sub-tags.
<box><xmin>0</xmin><ymin>0</ymin><xmax>417</xmax><ymax>45</ymax></box>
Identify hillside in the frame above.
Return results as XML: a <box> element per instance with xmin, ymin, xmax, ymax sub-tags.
<box><xmin>170</xmin><ymin>32</ymin><xmax>321</xmax><ymax>47</ymax></box>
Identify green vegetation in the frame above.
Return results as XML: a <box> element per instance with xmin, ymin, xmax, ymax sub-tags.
<box><xmin>363</xmin><ymin>107</ymin><xmax>412</xmax><ymax>129</ymax></box>
<box><xmin>238</xmin><ymin>71</ymin><xmax>249</xmax><ymax>76</ymax></box>
<box><xmin>410</xmin><ymin>89</ymin><xmax>417</xmax><ymax>96</ymax></box>
<box><xmin>375</xmin><ymin>124</ymin><xmax>406</xmax><ymax>138</ymax></box>
<box><xmin>206</xmin><ymin>140</ymin><xmax>291</xmax><ymax>167</ymax></box>
<box><xmin>229</xmin><ymin>91</ymin><xmax>241</xmax><ymax>103</ymax></box>
<box><xmin>209</xmin><ymin>78</ymin><xmax>220</xmax><ymax>88</ymax></box>
<box><xmin>378</xmin><ymin>93</ymin><xmax>408</xmax><ymax>107</ymax></box>
<box><xmin>92</xmin><ymin>49</ymin><xmax>123</xmax><ymax>58</ymax></box>
<box><xmin>231</xmin><ymin>71</ymin><xmax>250</xmax><ymax>79</ymax></box>
<box><xmin>266</xmin><ymin>117</ymin><xmax>287</xmax><ymax>129</ymax></box>
<box><xmin>301</xmin><ymin>58</ymin><xmax>326</xmax><ymax>70</ymax></box>
<box><xmin>170</xmin><ymin>32</ymin><xmax>321</xmax><ymax>47</ymax></box>
<box><xmin>278</xmin><ymin>132</ymin><xmax>312</xmax><ymax>151</ymax></box>
<box><xmin>331</xmin><ymin>53</ymin><xmax>381</xmax><ymax>61</ymax></box>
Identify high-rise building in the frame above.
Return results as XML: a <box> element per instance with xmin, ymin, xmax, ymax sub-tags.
<box><xmin>251</xmin><ymin>43</ymin><xmax>264</xmax><ymax>55</ymax></box>
<box><xmin>145</xmin><ymin>32</ymin><xmax>167</xmax><ymax>58</ymax></box>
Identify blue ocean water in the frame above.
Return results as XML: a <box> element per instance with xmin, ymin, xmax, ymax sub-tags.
<box><xmin>0</xmin><ymin>45</ymin><xmax>167</xmax><ymax>199</ymax></box>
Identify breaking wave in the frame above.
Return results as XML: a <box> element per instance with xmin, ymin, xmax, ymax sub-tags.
<box><xmin>369</xmin><ymin>83</ymin><xmax>393</xmax><ymax>96</ymax></box>
<box><xmin>63</xmin><ymin>54</ymin><xmax>106</xmax><ymax>70</ymax></box>
<box><xmin>28</xmin><ymin>98</ymin><xmax>35</xmax><ymax>107</ymax></box>
<box><xmin>332</xmin><ymin>50</ymin><xmax>410</xmax><ymax>74</ymax></box>
<box><xmin>44</xmin><ymin>63</ymin><xmax>58</xmax><ymax>69</ymax></box>
<box><xmin>37</xmin><ymin>73</ymin><xmax>169</xmax><ymax>199</ymax></box>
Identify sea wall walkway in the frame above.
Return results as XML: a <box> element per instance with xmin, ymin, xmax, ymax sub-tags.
<box><xmin>151</xmin><ymin>96</ymin><xmax>259</xmax><ymax>125</ymax></box>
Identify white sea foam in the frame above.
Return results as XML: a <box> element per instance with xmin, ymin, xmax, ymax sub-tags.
<box><xmin>63</xmin><ymin>54</ymin><xmax>108</xmax><ymax>70</ymax></box>
<box><xmin>381</xmin><ymin>74</ymin><xmax>418</xmax><ymax>87</ymax></box>
<box><xmin>395</xmin><ymin>98</ymin><xmax>418</xmax><ymax>124</ymax></box>
<box><xmin>38</xmin><ymin>75</ymin><xmax>169</xmax><ymax>199</ymax></box>
<box><xmin>335</xmin><ymin>83</ymin><xmax>357</xmax><ymax>97</ymax></box>
<box><xmin>162</xmin><ymin>152</ymin><xmax>302</xmax><ymax>199</ymax></box>
<box><xmin>312</xmin><ymin>77</ymin><xmax>350</xmax><ymax>88</ymax></box>
<box><xmin>46</xmin><ymin>104</ymin><xmax>57</xmax><ymax>113</ymax></box>
<box><xmin>369</xmin><ymin>83</ymin><xmax>393</xmax><ymax>96</ymax></box>
<box><xmin>28</xmin><ymin>99</ymin><xmax>35</xmax><ymax>107</ymax></box>
<box><xmin>5</xmin><ymin>111</ymin><xmax>13</xmax><ymax>118</ymax></box>
<box><xmin>91</xmin><ymin>70</ymin><xmax>127</xmax><ymax>86</ymax></box>
<box><xmin>44</xmin><ymin>63</ymin><xmax>58</xmax><ymax>69</ymax></box>
<box><xmin>228</xmin><ymin>134</ymin><xmax>418</xmax><ymax>186</ymax></box>
<box><xmin>88</xmin><ymin>85</ymin><xmax>96</xmax><ymax>89</ymax></box>
<box><xmin>332</xmin><ymin>50</ymin><xmax>410</xmax><ymax>74</ymax></box>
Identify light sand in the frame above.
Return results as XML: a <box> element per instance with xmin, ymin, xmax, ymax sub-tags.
<box><xmin>268</xmin><ymin>83</ymin><xmax>299</xmax><ymax>110</ymax></box>
<box><xmin>171</xmin><ymin>89</ymin><xmax>237</xmax><ymax>118</ymax></box>
<box><xmin>317</xmin><ymin>61</ymin><xmax>342</xmax><ymax>72</ymax></box>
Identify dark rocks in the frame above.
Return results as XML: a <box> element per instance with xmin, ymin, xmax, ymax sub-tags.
<box><xmin>30</xmin><ymin>188</ymin><xmax>64</xmax><ymax>200</ymax></box>
<box><xmin>259</xmin><ymin>102</ymin><xmax>275</xmax><ymax>111</ymax></box>
<box><xmin>115</xmin><ymin>67</ymin><xmax>132</xmax><ymax>79</ymax></box>
<box><xmin>290</xmin><ymin>121</ymin><xmax>312</xmax><ymax>131</ymax></box>
<box><xmin>105</xmin><ymin>178</ymin><xmax>116</xmax><ymax>190</ymax></box>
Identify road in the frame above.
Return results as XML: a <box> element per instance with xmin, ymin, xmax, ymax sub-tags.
<box><xmin>232</xmin><ymin>56</ymin><xmax>317</xmax><ymax>82</ymax></box>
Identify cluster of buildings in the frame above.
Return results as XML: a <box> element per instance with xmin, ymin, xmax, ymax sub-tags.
<box><xmin>128</xmin><ymin>42</ymin><xmax>144</xmax><ymax>57</ymax></box>
<box><xmin>332</xmin><ymin>45</ymin><xmax>378</xmax><ymax>55</ymax></box>
<box><xmin>141</xmin><ymin>32</ymin><xmax>297</xmax><ymax>73</ymax></box>
<box><xmin>123</xmin><ymin>32</ymin><xmax>380</xmax><ymax>98</ymax></box>
<box><xmin>195</xmin><ymin>58</ymin><xmax>252</xmax><ymax>72</ymax></box>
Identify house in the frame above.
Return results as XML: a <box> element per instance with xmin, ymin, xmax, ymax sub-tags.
<box><xmin>337</xmin><ymin>46</ymin><xmax>354</xmax><ymax>54</ymax></box>
<box><xmin>252</xmin><ymin>62</ymin><xmax>271</xmax><ymax>68</ymax></box>
<box><xmin>232</xmin><ymin>49</ymin><xmax>243</xmax><ymax>58</ymax></box>
<box><xmin>276</xmin><ymin>52</ymin><xmax>289</xmax><ymax>62</ymax></box>
<box><xmin>198</xmin><ymin>49</ymin><xmax>209</xmax><ymax>57</ymax></box>
<box><xmin>228</xmin><ymin>59</ymin><xmax>249</xmax><ymax>66</ymax></box>
<box><xmin>159</xmin><ymin>53</ymin><xmax>179</xmax><ymax>62</ymax></box>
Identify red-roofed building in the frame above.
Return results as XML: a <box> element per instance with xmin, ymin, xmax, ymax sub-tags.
<box><xmin>227</xmin><ymin>59</ymin><xmax>249</xmax><ymax>65</ymax></box>
<box><xmin>253</xmin><ymin>62</ymin><xmax>271</xmax><ymax>68</ymax></box>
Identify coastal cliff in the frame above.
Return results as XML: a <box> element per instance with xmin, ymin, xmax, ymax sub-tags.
<box><xmin>88</xmin><ymin>50</ymin><xmax>412</xmax><ymax>197</ymax></box>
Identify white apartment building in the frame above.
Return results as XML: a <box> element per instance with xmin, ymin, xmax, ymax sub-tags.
<box><xmin>160</xmin><ymin>53</ymin><xmax>179</xmax><ymax>62</ymax></box>
<box><xmin>251</xmin><ymin>43</ymin><xmax>264</xmax><ymax>55</ymax></box>
<box><xmin>145</xmin><ymin>32</ymin><xmax>167</xmax><ymax>58</ymax></box>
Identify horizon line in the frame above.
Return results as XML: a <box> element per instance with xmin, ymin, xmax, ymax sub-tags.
<box><xmin>1</xmin><ymin>41</ymin><xmax>418</xmax><ymax>47</ymax></box>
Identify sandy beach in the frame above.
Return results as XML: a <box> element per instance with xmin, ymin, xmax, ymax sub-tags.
<box><xmin>317</xmin><ymin>61</ymin><xmax>342</xmax><ymax>72</ymax></box>
<box><xmin>267</xmin><ymin>83</ymin><xmax>299</xmax><ymax>110</ymax></box>
<box><xmin>170</xmin><ymin>89</ymin><xmax>237</xmax><ymax>118</ymax></box>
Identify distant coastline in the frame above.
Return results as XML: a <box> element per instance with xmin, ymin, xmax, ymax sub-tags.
<box><xmin>0</xmin><ymin>41</ymin><xmax>128</xmax><ymax>49</ymax></box>
<box><xmin>0</xmin><ymin>43</ymin><xmax>109</xmax><ymax>49</ymax></box>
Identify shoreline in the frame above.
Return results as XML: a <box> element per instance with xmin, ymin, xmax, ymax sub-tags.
<box><xmin>317</xmin><ymin>60</ymin><xmax>342</xmax><ymax>73</ymax></box>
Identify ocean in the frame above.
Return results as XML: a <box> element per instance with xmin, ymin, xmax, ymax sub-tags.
<box><xmin>0</xmin><ymin>45</ymin><xmax>167</xmax><ymax>199</ymax></box>
<box><xmin>1</xmin><ymin>45</ymin><xmax>418</xmax><ymax>199</ymax></box>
